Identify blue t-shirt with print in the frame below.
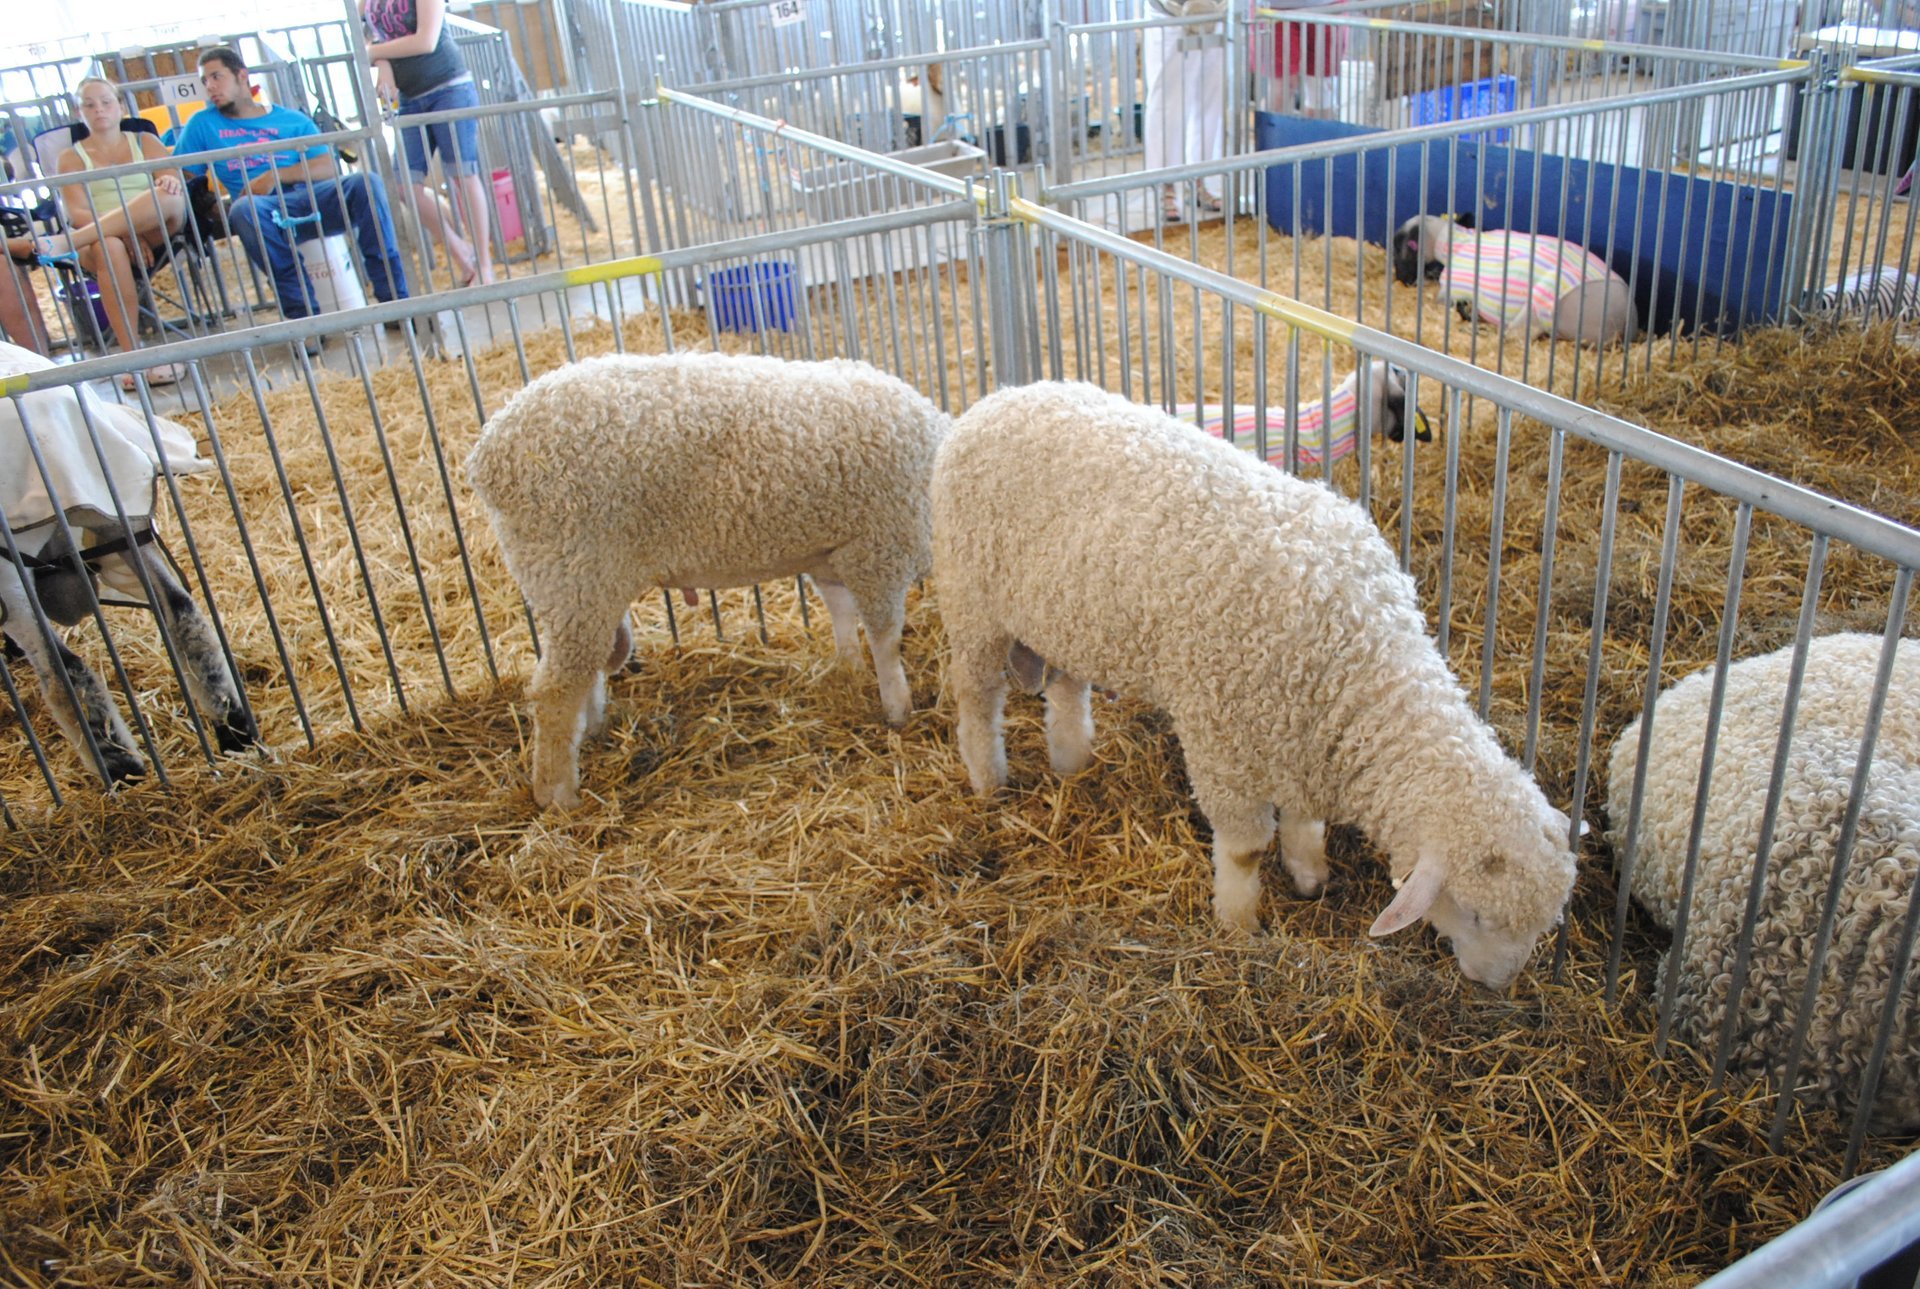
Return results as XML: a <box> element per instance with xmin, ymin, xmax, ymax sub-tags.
<box><xmin>176</xmin><ymin>105</ymin><xmax>330</xmax><ymax>198</ymax></box>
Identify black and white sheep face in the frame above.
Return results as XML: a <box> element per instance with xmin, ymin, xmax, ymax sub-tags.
<box><xmin>1372</xmin><ymin>364</ymin><xmax>1433</xmax><ymax>445</ymax></box>
<box><xmin>1391</xmin><ymin>215</ymin><xmax>1457</xmax><ymax>287</ymax></box>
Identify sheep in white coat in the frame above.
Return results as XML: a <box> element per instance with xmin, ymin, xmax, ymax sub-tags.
<box><xmin>1392</xmin><ymin>213</ymin><xmax>1638</xmax><ymax>346</ymax></box>
<box><xmin>1</xmin><ymin>342</ymin><xmax>255</xmax><ymax>783</ymax></box>
<box><xmin>465</xmin><ymin>351</ymin><xmax>947</xmax><ymax>809</ymax></box>
<box><xmin>931</xmin><ymin>380</ymin><xmax>1578</xmax><ymax>989</ymax></box>
<box><xmin>1607</xmin><ymin>633</ymin><xmax>1920</xmax><ymax>1128</ymax></box>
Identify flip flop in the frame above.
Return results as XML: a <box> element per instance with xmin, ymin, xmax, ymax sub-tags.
<box><xmin>120</xmin><ymin>363</ymin><xmax>183</xmax><ymax>393</ymax></box>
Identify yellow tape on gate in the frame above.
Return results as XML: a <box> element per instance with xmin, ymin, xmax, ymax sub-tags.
<box><xmin>0</xmin><ymin>373</ymin><xmax>28</xmax><ymax>398</ymax></box>
<box><xmin>1253</xmin><ymin>292</ymin><xmax>1359</xmax><ymax>343</ymax></box>
<box><xmin>563</xmin><ymin>255</ymin><xmax>666</xmax><ymax>288</ymax></box>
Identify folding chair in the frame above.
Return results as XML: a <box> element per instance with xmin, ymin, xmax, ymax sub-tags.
<box><xmin>29</xmin><ymin>117</ymin><xmax>221</xmax><ymax>345</ymax></box>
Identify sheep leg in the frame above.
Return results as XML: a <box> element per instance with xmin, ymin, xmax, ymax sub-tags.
<box><xmin>1043</xmin><ymin>675</ymin><xmax>1094</xmax><ymax>776</ymax></box>
<box><xmin>1553</xmin><ymin>282</ymin><xmax>1637</xmax><ymax>348</ymax></box>
<box><xmin>812</xmin><ymin>578</ymin><xmax>864</xmax><ymax>667</ymax></box>
<box><xmin>97</xmin><ymin>546</ymin><xmax>258</xmax><ymax>754</ymax></box>
<box><xmin>1190</xmin><ymin>766</ymin><xmax>1275</xmax><ymax>933</ymax></box>
<box><xmin>1</xmin><ymin>567</ymin><xmax>144</xmax><ymax>784</ymax></box>
<box><xmin>528</xmin><ymin>607</ymin><xmax>623</xmax><ymax>809</ymax></box>
<box><xmin>1277</xmin><ymin>810</ymin><xmax>1330</xmax><ymax>897</ymax></box>
<box><xmin>950</xmin><ymin>629</ymin><xmax>1012</xmax><ymax>794</ymax></box>
<box><xmin>822</xmin><ymin>567</ymin><xmax>912</xmax><ymax>727</ymax></box>
<box><xmin>582</xmin><ymin>611</ymin><xmax>634</xmax><ymax>741</ymax></box>
<box><xmin>853</xmin><ymin>585</ymin><xmax>911</xmax><ymax>729</ymax></box>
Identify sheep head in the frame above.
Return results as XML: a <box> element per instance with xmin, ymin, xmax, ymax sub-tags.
<box><xmin>1391</xmin><ymin>213</ymin><xmax>1468</xmax><ymax>287</ymax></box>
<box><xmin>1369</xmin><ymin>797</ymin><xmax>1578</xmax><ymax>991</ymax></box>
<box><xmin>1371</xmin><ymin>361</ymin><xmax>1433</xmax><ymax>445</ymax></box>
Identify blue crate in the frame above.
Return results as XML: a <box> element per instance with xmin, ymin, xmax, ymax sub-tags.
<box><xmin>706</xmin><ymin>260</ymin><xmax>797</xmax><ymax>333</ymax></box>
<box><xmin>1408</xmin><ymin>74</ymin><xmax>1518</xmax><ymax>144</ymax></box>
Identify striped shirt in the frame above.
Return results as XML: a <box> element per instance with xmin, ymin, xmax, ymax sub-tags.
<box><xmin>1443</xmin><ymin>226</ymin><xmax>1624</xmax><ymax>338</ymax></box>
<box><xmin>1814</xmin><ymin>267</ymin><xmax>1920</xmax><ymax>322</ymax></box>
<box><xmin>1176</xmin><ymin>380</ymin><xmax>1363</xmax><ymax>467</ymax></box>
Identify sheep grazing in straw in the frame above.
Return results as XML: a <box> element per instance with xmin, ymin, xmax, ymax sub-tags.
<box><xmin>1171</xmin><ymin>359</ymin><xmax>1432</xmax><ymax>468</ymax></box>
<box><xmin>932</xmin><ymin>378</ymin><xmax>1576</xmax><ymax>989</ymax></box>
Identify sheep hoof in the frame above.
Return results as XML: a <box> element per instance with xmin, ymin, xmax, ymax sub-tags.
<box><xmin>216</xmin><ymin>709</ymin><xmax>261</xmax><ymax>754</ymax></box>
<box><xmin>534</xmin><ymin>779</ymin><xmax>582</xmax><ymax>811</ymax></box>
<box><xmin>1284</xmin><ymin>865</ymin><xmax>1328</xmax><ymax>898</ymax></box>
<box><xmin>103</xmin><ymin>747</ymin><xmax>148</xmax><ymax>786</ymax></box>
<box><xmin>1214</xmin><ymin>901</ymin><xmax>1262</xmax><ymax>935</ymax></box>
<box><xmin>1049</xmin><ymin>747</ymin><xmax>1092</xmax><ymax>777</ymax></box>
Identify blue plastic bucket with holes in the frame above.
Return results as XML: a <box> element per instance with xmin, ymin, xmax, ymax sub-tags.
<box><xmin>1409</xmin><ymin>74</ymin><xmax>1518</xmax><ymax>144</ymax></box>
<box><xmin>54</xmin><ymin>278</ymin><xmax>110</xmax><ymax>343</ymax></box>
<box><xmin>706</xmin><ymin>259</ymin><xmax>797</xmax><ymax>333</ymax></box>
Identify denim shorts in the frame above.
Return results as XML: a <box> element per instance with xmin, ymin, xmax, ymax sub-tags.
<box><xmin>397</xmin><ymin>78</ymin><xmax>483</xmax><ymax>181</ymax></box>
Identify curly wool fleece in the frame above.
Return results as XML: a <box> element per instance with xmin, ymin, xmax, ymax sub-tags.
<box><xmin>932</xmin><ymin>379</ymin><xmax>1575</xmax><ymax>989</ymax></box>
<box><xmin>1608</xmin><ymin>633</ymin><xmax>1920</xmax><ymax>1129</ymax></box>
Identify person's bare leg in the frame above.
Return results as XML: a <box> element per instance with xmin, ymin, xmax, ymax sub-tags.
<box><xmin>0</xmin><ymin>261</ymin><xmax>50</xmax><ymax>354</ymax></box>
<box><xmin>407</xmin><ymin>181</ymin><xmax>476</xmax><ymax>287</ymax></box>
<box><xmin>51</xmin><ymin>190</ymin><xmax>185</xmax><ymax>253</ymax></box>
<box><xmin>450</xmin><ymin>171</ymin><xmax>494</xmax><ymax>284</ymax></box>
<box><xmin>79</xmin><ymin>235</ymin><xmax>141</xmax><ymax>355</ymax></box>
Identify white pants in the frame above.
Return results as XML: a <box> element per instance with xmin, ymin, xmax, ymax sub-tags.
<box><xmin>1143</xmin><ymin>24</ymin><xmax>1226</xmax><ymax>196</ymax></box>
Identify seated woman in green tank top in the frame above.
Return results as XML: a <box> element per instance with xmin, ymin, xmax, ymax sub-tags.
<box><xmin>3</xmin><ymin>76</ymin><xmax>192</xmax><ymax>389</ymax></box>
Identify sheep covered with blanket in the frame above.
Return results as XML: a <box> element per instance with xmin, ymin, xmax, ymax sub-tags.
<box><xmin>931</xmin><ymin>379</ymin><xmax>1577</xmax><ymax>989</ymax></box>
<box><xmin>1</xmin><ymin>341</ymin><xmax>254</xmax><ymax>783</ymax></box>
<box><xmin>1393</xmin><ymin>213</ymin><xmax>1638</xmax><ymax>346</ymax></box>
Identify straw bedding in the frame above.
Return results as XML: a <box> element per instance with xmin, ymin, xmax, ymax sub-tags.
<box><xmin>3</xmin><ymin>220</ymin><xmax>1918</xmax><ymax>1283</ymax></box>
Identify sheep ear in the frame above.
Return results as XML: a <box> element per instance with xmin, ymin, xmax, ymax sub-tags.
<box><xmin>1546</xmin><ymin>807</ymin><xmax>1591</xmax><ymax>846</ymax></box>
<box><xmin>1453</xmin><ymin>210</ymin><xmax>1476</xmax><ymax>230</ymax></box>
<box><xmin>1369</xmin><ymin>853</ymin><xmax>1446</xmax><ymax>938</ymax></box>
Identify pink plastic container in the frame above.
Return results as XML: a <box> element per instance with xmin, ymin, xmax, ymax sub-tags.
<box><xmin>491</xmin><ymin>168</ymin><xmax>523</xmax><ymax>244</ymax></box>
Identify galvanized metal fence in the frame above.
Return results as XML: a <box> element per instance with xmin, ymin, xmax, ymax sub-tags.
<box><xmin>1792</xmin><ymin>53</ymin><xmax>1920</xmax><ymax>322</ymax></box>
<box><xmin>1047</xmin><ymin>58</ymin><xmax>1808</xmax><ymax>403</ymax></box>
<box><xmin>4</xmin><ymin>12</ymin><xmax>1920</xmax><ymax>1281</ymax></box>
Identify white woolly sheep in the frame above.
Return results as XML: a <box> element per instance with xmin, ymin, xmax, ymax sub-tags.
<box><xmin>1</xmin><ymin>341</ymin><xmax>255</xmax><ymax>784</ymax></box>
<box><xmin>931</xmin><ymin>380</ymin><xmax>1578</xmax><ymax>989</ymax></box>
<box><xmin>1392</xmin><ymin>213</ymin><xmax>1638</xmax><ymax>346</ymax></box>
<box><xmin>1606</xmin><ymin>633</ymin><xmax>1920</xmax><ymax>1128</ymax></box>
<box><xmin>465</xmin><ymin>351</ymin><xmax>948</xmax><ymax>809</ymax></box>
<box><xmin>1172</xmin><ymin>359</ymin><xmax>1432</xmax><ymax>469</ymax></box>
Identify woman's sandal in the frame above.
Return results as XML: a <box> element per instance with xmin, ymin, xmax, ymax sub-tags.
<box><xmin>120</xmin><ymin>363</ymin><xmax>183</xmax><ymax>393</ymax></box>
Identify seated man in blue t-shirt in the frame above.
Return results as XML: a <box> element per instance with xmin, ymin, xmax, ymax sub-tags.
<box><xmin>176</xmin><ymin>46</ymin><xmax>410</xmax><ymax>321</ymax></box>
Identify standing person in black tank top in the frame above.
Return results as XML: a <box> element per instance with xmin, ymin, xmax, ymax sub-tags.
<box><xmin>364</xmin><ymin>0</ymin><xmax>495</xmax><ymax>287</ymax></box>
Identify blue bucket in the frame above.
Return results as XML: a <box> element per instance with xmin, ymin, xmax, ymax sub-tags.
<box><xmin>54</xmin><ymin>278</ymin><xmax>110</xmax><ymax>343</ymax></box>
<box><xmin>1409</xmin><ymin>74</ymin><xmax>1518</xmax><ymax>144</ymax></box>
<box><xmin>707</xmin><ymin>260</ymin><xmax>797</xmax><ymax>333</ymax></box>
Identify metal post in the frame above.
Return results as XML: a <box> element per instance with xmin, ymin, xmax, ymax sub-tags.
<box><xmin>979</xmin><ymin>169</ymin><xmax>1037</xmax><ymax>391</ymax></box>
<box><xmin>1049</xmin><ymin>18</ymin><xmax>1073</xmax><ymax>188</ymax></box>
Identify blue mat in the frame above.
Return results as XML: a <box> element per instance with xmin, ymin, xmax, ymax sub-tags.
<box><xmin>1254</xmin><ymin>112</ymin><xmax>1795</xmax><ymax>337</ymax></box>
